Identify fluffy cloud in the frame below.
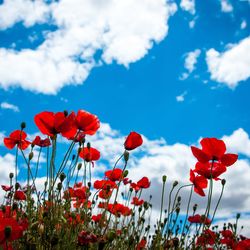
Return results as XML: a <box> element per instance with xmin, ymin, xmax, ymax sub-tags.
<box><xmin>206</xmin><ymin>36</ymin><xmax>250</xmax><ymax>88</ymax></box>
<box><xmin>180</xmin><ymin>49</ymin><xmax>201</xmax><ymax>80</ymax></box>
<box><xmin>0</xmin><ymin>0</ymin><xmax>177</xmax><ymax>94</ymax></box>
<box><xmin>176</xmin><ymin>91</ymin><xmax>187</xmax><ymax>102</ymax></box>
<box><xmin>180</xmin><ymin>0</ymin><xmax>195</xmax><ymax>15</ymax></box>
<box><xmin>0</xmin><ymin>102</ymin><xmax>20</xmax><ymax>112</ymax></box>
<box><xmin>220</xmin><ymin>0</ymin><xmax>233</xmax><ymax>13</ymax></box>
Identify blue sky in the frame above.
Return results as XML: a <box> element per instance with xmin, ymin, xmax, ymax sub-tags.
<box><xmin>0</xmin><ymin>0</ymin><xmax>250</xmax><ymax>235</ymax></box>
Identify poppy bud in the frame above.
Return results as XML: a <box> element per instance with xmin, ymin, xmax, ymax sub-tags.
<box><xmin>77</xmin><ymin>163</ymin><xmax>82</xmax><ymax>171</ymax></box>
<box><xmin>162</xmin><ymin>175</ymin><xmax>167</xmax><ymax>182</ymax></box>
<box><xmin>88</xmin><ymin>182</ymin><xmax>91</xmax><ymax>188</ymax></box>
<box><xmin>64</xmin><ymin>110</ymin><xmax>68</xmax><ymax>117</ymax></box>
<box><xmin>29</xmin><ymin>152</ymin><xmax>34</xmax><ymax>160</ymax></box>
<box><xmin>20</xmin><ymin>122</ymin><xmax>26</xmax><ymax>130</ymax></box>
<box><xmin>177</xmin><ymin>196</ymin><xmax>181</xmax><ymax>202</ymax></box>
<box><xmin>221</xmin><ymin>179</ymin><xmax>226</xmax><ymax>186</ymax></box>
<box><xmin>123</xmin><ymin>170</ymin><xmax>129</xmax><ymax>177</ymax></box>
<box><xmin>87</xmin><ymin>142</ymin><xmax>91</xmax><ymax>149</ymax></box>
<box><xmin>124</xmin><ymin>151</ymin><xmax>129</xmax><ymax>162</ymax></box>
<box><xmin>59</xmin><ymin>173</ymin><xmax>66</xmax><ymax>182</ymax></box>
<box><xmin>173</xmin><ymin>181</ymin><xmax>178</xmax><ymax>187</ymax></box>
<box><xmin>236</xmin><ymin>213</ymin><xmax>241</xmax><ymax>219</ymax></box>
<box><xmin>9</xmin><ymin>173</ymin><xmax>14</xmax><ymax>179</ymax></box>
<box><xmin>193</xmin><ymin>204</ymin><xmax>197</xmax><ymax>212</ymax></box>
<box><xmin>15</xmin><ymin>182</ymin><xmax>20</xmax><ymax>190</ymax></box>
<box><xmin>4</xmin><ymin>226</ymin><xmax>12</xmax><ymax>238</ymax></box>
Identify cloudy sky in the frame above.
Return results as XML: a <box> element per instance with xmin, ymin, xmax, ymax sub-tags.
<box><xmin>0</xmin><ymin>0</ymin><xmax>250</xmax><ymax>236</ymax></box>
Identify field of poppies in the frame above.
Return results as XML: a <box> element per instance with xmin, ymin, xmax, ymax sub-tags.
<box><xmin>0</xmin><ymin>109</ymin><xmax>249</xmax><ymax>249</ymax></box>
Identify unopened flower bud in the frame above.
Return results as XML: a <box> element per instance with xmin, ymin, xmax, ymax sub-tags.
<box><xmin>15</xmin><ymin>183</ymin><xmax>20</xmax><ymax>190</ymax></box>
<box><xmin>59</xmin><ymin>173</ymin><xmax>66</xmax><ymax>182</ymax></box>
<box><xmin>193</xmin><ymin>204</ymin><xmax>197</xmax><ymax>212</ymax></box>
<box><xmin>162</xmin><ymin>175</ymin><xmax>167</xmax><ymax>182</ymax></box>
<box><xmin>173</xmin><ymin>181</ymin><xmax>178</xmax><ymax>187</ymax></box>
<box><xmin>64</xmin><ymin>110</ymin><xmax>68</xmax><ymax>117</ymax></box>
<box><xmin>123</xmin><ymin>170</ymin><xmax>129</xmax><ymax>177</ymax></box>
<box><xmin>236</xmin><ymin>213</ymin><xmax>241</xmax><ymax>219</ymax></box>
<box><xmin>221</xmin><ymin>179</ymin><xmax>226</xmax><ymax>186</ymax></box>
<box><xmin>9</xmin><ymin>173</ymin><xmax>14</xmax><ymax>179</ymax></box>
<box><xmin>77</xmin><ymin>163</ymin><xmax>82</xmax><ymax>171</ymax></box>
<box><xmin>88</xmin><ymin>182</ymin><xmax>91</xmax><ymax>188</ymax></box>
<box><xmin>20</xmin><ymin>122</ymin><xmax>26</xmax><ymax>130</ymax></box>
<box><xmin>29</xmin><ymin>152</ymin><xmax>34</xmax><ymax>160</ymax></box>
<box><xmin>87</xmin><ymin>142</ymin><xmax>91</xmax><ymax>149</ymax></box>
<box><xmin>124</xmin><ymin>151</ymin><xmax>129</xmax><ymax>162</ymax></box>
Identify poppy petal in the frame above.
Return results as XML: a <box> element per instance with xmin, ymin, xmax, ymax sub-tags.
<box><xmin>221</xmin><ymin>153</ymin><xmax>238</xmax><ymax>167</ymax></box>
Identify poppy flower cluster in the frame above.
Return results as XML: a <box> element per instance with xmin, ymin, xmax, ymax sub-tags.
<box><xmin>1</xmin><ymin>109</ymin><xmax>247</xmax><ymax>249</ymax></box>
<box><xmin>190</xmin><ymin>138</ymin><xmax>238</xmax><ymax>196</ymax></box>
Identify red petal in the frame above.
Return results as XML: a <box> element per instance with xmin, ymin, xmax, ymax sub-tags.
<box><xmin>200</xmin><ymin>138</ymin><xmax>226</xmax><ymax>159</ymax></box>
<box><xmin>194</xmin><ymin>186</ymin><xmax>206</xmax><ymax>196</ymax></box>
<box><xmin>3</xmin><ymin>138</ymin><xmax>16</xmax><ymax>149</ymax></box>
<box><xmin>195</xmin><ymin>176</ymin><xmax>208</xmax><ymax>189</ymax></box>
<box><xmin>18</xmin><ymin>140</ymin><xmax>31</xmax><ymax>150</ymax></box>
<box><xmin>10</xmin><ymin>130</ymin><xmax>27</xmax><ymax>140</ymax></box>
<box><xmin>191</xmin><ymin>146</ymin><xmax>211</xmax><ymax>163</ymax></box>
<box><xmin>221</xmin><ymin>153</ymin><xmax>238</xmax><ymax>166</ymax></box>
<box><xmin>76</xmin><ymin>110</ymin><xmax>100</xmax><ymax>135</ymax></box>
<box><xmin>34</xmin><ymin>111</ymin><xmax>55</xmax><ymax>136</ymax></box>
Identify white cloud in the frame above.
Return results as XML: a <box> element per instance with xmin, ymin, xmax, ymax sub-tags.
<box><xmin>176</xmin><ymin>91</ymin><xmax>187</xmax><ymax>102</ymax></box>
<box><xmin>0</xmin><ymin>102</ymin><xmax>20</xmax><ymax>112</ymax></box>
<box><xmin>180</xmin><ymin>49</ymin><xmax>201</xmax><ymax>80</ymax></box>
<box><xmin>0</xmin><ymin>0</ymin><xmax>50</xmax><ymax>30</ymax></box>
<box><xmin>241</xmin><ymin>20</ymin><xmax>247</xmax><ymax>30</ymax></box>
<box><xmin>221</xmin><ymin>0</ymin><xmax>233</xmax><ymax>13</ymax></box>
<box><xmin>206</xmin><ymin>36</ymin><xmax>250</xmax><ymax>88</ymax></box>
<box><xmin>0</xmin><ymin>0</ymin><xmax>177</xmax><ymax>94</ymax></box>
<box><xmin>180</xmin><ymin>0</ymin><xmax>195</xmax><ymax>15</ymax></box>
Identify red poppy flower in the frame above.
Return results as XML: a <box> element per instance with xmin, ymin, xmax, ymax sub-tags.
<box><xmin>123</xmin><ymin>178</ymin><xmax>130</xmax><ymax>185</ymax></box>
<box><xmin>14</xmin><ymin>191</ymin><xmax>26</xmax><ymax>201</ymax></box>
<box><xmin>108</xmin><ymin>203</ymin><xmax>132</xmax><ymax>217</ymax></box>
<box><xmin>75</xmin><ymin>110</ymin><xmax>100</xmax><ymax>135</ymax></box>
<box><xmin>1</xmin><ymin>186</ymin><xmax>13</xmax><ymax>192</ymax></box>
<box><xmin>190</xmin><ymin>170</ymin><xmax>208</xmax><ymax>196</ymax></box>
<box><xmin>79</xmin><ymin>147</ymin><xmax>100</xmax><ymax>162</ymax></box>
<box><xmin>98</xmin><ymin>190</ymin><xmax>112</xmax><ymax>199</ymax></box>
<box><xmin>234</xmin><ymin>239</ymin><xmax>250</xmax><ymax>250</ymax></box>
<box><xmin>93</xmin><ymin>180</ymin><xmax>117</xmax><ymax>190</ymax></box>
<box><xmin>78</xmin><ymin>231</ymin><xmax>98</xmax><ymax>246</ymax></box>
<box><xmin>34</xmin><ymin>111</ymin><xmax>76</xmax><ymax>138</ymax></box>
<box><xmin>32</xmin><ymin>136</ymin><xmax>51</xmax><ymax>147</ymax></box>
<box><xmin>191</xmin><ymin>138</ymin><xmax>238</xmax><ymax>166</ymax></box>
<box><xmin>137</xmin><ymin>177</ymin><xmax>150</xmax><ymax>189</ymax></box>
<box><xmin>0</xmin><ymin>217</ymin><xmax>25</xmax><ymax>244</ymax></box>
<box><xmin>124</xmin><ymin>132</ymin><xmax>143</xmax><ymax>151</ymax></box>
<box><xmin>194</xmin><ymin>162</ymin><xmax>227</xmax><ymax>180</ymax></box>
<box><xmin>4</xmin><ymin>130</ymin><xmax>30</xmax><ymax>150</ymax></box>
<box><xmin>136</xmin><ymin>238</ymin><xmax>147</xmax><ymax>250</ymax></box>
<box><xmin>92</xmin><ymin>214</ymin><xmax>102</xmax><ymax>223</ymax></box>
<box><xmin>131</xmin><ymin>197</ymin><xmax>144</xmax><ymax>206</ymax></box>
<box><xmin>105</xmin><ymin>168</ymin><xmax>123</xmax><ymax>182</ymax></box>
<box><xmin>188</xmin><ymin>214</ymin><xmax>211</xmax><ymax>225</ymax></box>
<box><xmin>196</xmin><ymin>229</ymin><xmax>217</xmax><ymax>247</ymax></box>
